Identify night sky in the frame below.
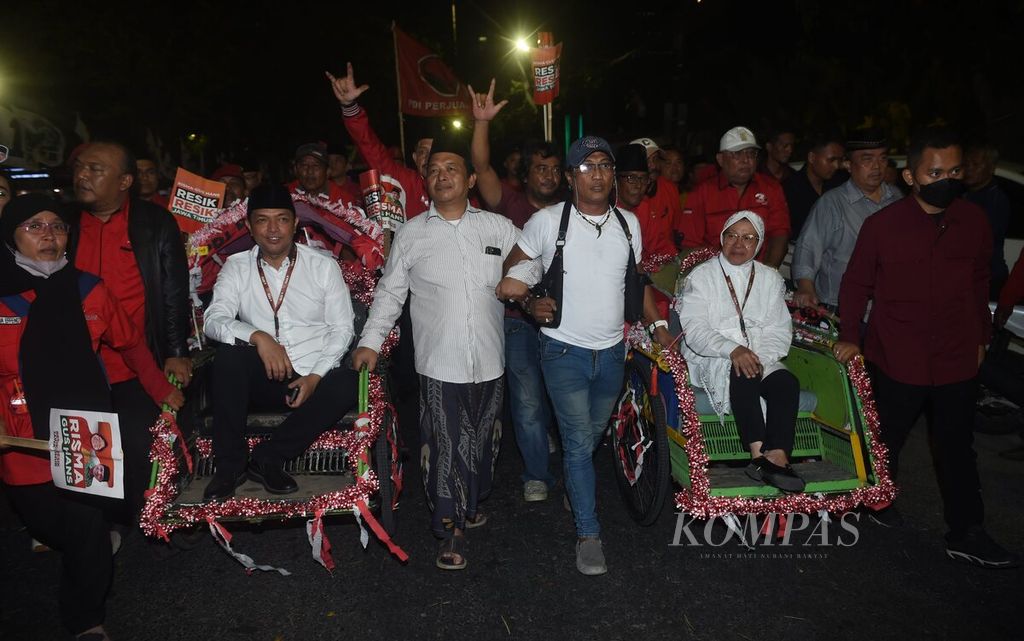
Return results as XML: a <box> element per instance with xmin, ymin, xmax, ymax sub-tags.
<box><xmin>5</xmin><ymin>0</ymin><xmax>1024</xmax><ymax>171</ymax></box>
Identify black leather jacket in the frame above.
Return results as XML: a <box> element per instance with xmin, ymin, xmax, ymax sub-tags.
<box><xmin>127</xmin><ymin>198</ymin><xmax>191</xmax><ymax>364</ymax></box>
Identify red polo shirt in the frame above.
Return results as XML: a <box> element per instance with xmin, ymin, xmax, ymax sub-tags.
<box><xmin>839</xmin><ymin>196</ymin><xmax>992</xmax><ymax>386</ymax></box>
<box><xmin>75</xmin><ymin>201</ymin><xmax>148</xmax><ymax>384</ymax></box>
<box><xmin>679</xmin><ymin>170</ymin><xmax>791</xmax><ymax>251</ymax></box>
<box><xmin>630</xmin><ymin>177</ymin><xmax>681</xmax><ymax>259</ymax></box>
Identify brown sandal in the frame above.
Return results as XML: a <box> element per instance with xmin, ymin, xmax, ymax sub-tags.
<box><xmin>436</xmin><ymin>534</ymin><xmax>467</xmax><ymax>570</ymax></box>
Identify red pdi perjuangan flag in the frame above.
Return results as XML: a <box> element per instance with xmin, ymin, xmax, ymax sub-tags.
<box><xmin>393</xmin><ymin>25</ymin><xmax>471</xmax><ymax>117</ymax></box>
<box><xmin>531</xmin><ymin>42</ymin><xmax>562</xmax><ymax>105</ymax></box>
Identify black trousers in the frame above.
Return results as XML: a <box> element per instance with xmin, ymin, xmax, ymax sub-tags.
<box><xmin>729</xmin><ymin>367</ymin><xmax>799</xmax><ymax>455</ymax></box>
<box><xmin>869</xmin><ymin>364</ymin><xmax>984</xmax><ymax>536</ymax></box>
<box><xmin>110</xmin><ymin>378</ymin><xmax>160</xmax><ymax>524</ymax></box>
<box><xmin>5</xmin><ymin>482</ymin><xmax>112</xmax><ymax>635</ymax></box>
<box><xmin>979</xmin><ymin>330</ymin><xmax>1024</xmax><ymax>407</ymax></box>
<box><xmin>391</xmin><ymin>298</ymin><xmax>419</xmax><ymax>403</ymax></box>
<box><xmin>211</xmin><ymin>344</ymin><xmax>360</xmax><ymax>475</ymax></box>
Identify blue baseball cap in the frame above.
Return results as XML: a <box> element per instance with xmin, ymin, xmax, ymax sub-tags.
<box><xmin>566</xmin><ymin>136</ymin><xmax>615</xmax><ymax>168</ymax></box>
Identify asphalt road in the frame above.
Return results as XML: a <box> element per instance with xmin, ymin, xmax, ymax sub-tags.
<box><xmin>2</xmin><ymin>400</ymin><xmax>1022</xmax><ymax>641</ymax></box>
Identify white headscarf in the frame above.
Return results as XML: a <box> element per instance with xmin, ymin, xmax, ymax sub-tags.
<box><xmin>717</xmin><ymin>210</ymin><xmax>766</xmax><ymax>283</ymax></box>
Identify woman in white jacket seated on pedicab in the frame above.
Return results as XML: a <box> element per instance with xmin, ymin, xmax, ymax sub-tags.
<box><xmin>676</xmin><ymin>210</ymin><xmax>805</xmax><ymax>492</ymax></box>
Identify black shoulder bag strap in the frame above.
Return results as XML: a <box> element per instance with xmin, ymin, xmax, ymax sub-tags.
<box><xmin>612</xmin><ymin>207</ymin><xmax>648</xmax><ymax>324</ymax></box>
<box><xmin>532</xmin><ymin>200</ymin><xmax>573</xmax><ymax>328</ymax></box>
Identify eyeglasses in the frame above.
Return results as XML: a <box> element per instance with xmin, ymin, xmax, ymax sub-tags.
<box><xmin>618</xmin><ymin>174</ymin><xmax>650</xmax><ymax>185</ymax></box>
<box><xmin>20</xmin><ymin>222</ymin><xmax>71</xmax><ymax>235</ymax></box>
<box><xmin>722</xmin><ymin>149</ymin><xmax>758</xmax><ymax>162</ymax></box>
<box><xmin>722</xmin><ymin>231</ymin><xmax>759</xmax><ymax>246</ymax></box>
<box><xmin>576</xmin><ymin>162</ymin><xmax>614</xmax><ymax>174</ymax></box>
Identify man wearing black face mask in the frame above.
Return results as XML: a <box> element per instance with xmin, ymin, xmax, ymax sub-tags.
<box><xmin>833</xmin><ymin>127</ymin><xmax>1018</xmax><ymax>568</ymax></box>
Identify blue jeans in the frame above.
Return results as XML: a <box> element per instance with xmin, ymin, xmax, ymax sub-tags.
<box><xmin>539</xmin><ymin>334</ymin><xmax>626</xmax><ymax>537</ymax></box>
<box><xmin>505</xmin><ymin>317</ymin><xmax>556</xmax><ymax>487</ymax></box>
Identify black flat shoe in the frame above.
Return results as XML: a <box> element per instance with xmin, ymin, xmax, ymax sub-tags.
<box><xmin>203</xmin><ymin>470</ymin><xmax>247</xmax><ymax>501</ymax></box>
<box><xmin>247</xmin><ymin>459</ymin><xmax>298</xmax><ymax>494</ymax></box>
<box><xmin>745</xmin><ymin>457</ymin><xmax>768</xmax><ymax>484</ymax></box>
<box><xmin>748</xmin><ymin>457</ymin><xmax>805</xmax><ymax>493</ymax></box>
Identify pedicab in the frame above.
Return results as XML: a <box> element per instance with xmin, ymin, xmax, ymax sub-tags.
<box><xmin>611</xmin><ymin>248</ymin><xmax>896</xmax><ymax>534</ymax></box>
<box><xmin>140</xmin><ymin>194</ymin><xmax>406</xmax><ymax>572</ymax></box>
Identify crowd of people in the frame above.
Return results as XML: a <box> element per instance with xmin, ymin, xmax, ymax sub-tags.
<box><xmin>1</xmin><ymin>62</ymin><xmax>1022</xmax><ymax>640</ymax></box>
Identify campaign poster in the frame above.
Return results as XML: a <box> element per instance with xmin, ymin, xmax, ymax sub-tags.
<box><xmin>49</xmin><ymin>409</ymin><xmax>124</xmax><ymax>499</ymax></box>
<box><xmin>168</xmin><ymin>168</ymin><xmax>226</xmax><ymax>233</ymax></box>
<box><xmin>359</xmin><ymin>170</ymin><xmax>406</xmax><ymax>232</ymax></box>
<box><xmin>531</xmin><ymin>43</ymin><xmax>562</xmax><ymax>106</ymax></box>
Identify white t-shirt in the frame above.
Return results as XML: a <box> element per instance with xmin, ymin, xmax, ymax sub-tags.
<box><xmin>518</xmin><ymin>202</ymin><xmax>643</xmax><ymax>350</ymax></box>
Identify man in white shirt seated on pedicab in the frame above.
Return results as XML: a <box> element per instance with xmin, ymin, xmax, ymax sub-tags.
<box><xmin>202</xmin><ymin>183</ymin><xmax>358</xmax><ymax>500</ymax></box>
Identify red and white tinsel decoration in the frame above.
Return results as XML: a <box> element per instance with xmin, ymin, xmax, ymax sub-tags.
<box><xmin>186</xmin><ymin>198</ymin><xmax>248</xmax><ymax>261</ymax></box>
<box><xmin>639</xmin><ymin>252</ymin><xmax>678</xmax><ymax>274</ymax></box>
<box><xmin>290</xmin><ymin>192</ymin><xmax>383</xmax><ymax>244</ymax></box>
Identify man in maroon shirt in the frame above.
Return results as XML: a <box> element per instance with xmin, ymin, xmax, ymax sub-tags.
<box><xmin>834</xmin><ymin>127</ymin><xmax>1017</xmax><ymax>568</ymax></box>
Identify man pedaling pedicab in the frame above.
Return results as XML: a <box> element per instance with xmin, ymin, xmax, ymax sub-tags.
<box><xmin>201</xmin><ymin>184</ymin><xmax>360</xmax><ymax>500</ymax></box>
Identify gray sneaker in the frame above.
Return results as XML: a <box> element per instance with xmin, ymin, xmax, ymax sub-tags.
<box><xmin>523</xmin><ymin>480</ymin><xmax>548</xmax><ymax>502</ymax></box>
<box><xmin>576</xmin><ymin>537</ymin><xmax>608</xmax><ymax>575</ymax></box>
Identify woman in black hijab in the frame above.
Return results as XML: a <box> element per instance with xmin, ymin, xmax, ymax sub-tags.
<box><xmin>0</xmin><ymin>194</ymin><xmax>183</xmax><ymax>641</ymax></box>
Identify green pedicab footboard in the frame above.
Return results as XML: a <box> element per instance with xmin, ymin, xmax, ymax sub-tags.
<box><xmin>661</xmin><ymin>343</ymin><xmax>880</xmax><ymax>500</ymax></box>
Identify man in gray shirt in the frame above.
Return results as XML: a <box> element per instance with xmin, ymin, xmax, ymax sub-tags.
<box><xmin>792</xmin><ymin>131</ymin><xmax>903</xmax><ymax>310</ymax></box>
<box><xmin>353</xmin><ymin>134</ymin><xmax>520</xmax><ymax>572</ymax></box>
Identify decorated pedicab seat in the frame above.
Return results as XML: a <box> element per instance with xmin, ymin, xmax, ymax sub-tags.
<box><xmin>690</xmin><ymin>385</ymin><xmax>818</xmax><ymax>416</ymax></box>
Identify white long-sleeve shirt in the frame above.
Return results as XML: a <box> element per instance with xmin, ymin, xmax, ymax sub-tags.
<box><xmin>676</xmin><ymin>256</ymin><xmax>792</xmax><ymax>415</ymax></box>
<box><xmin>204</xmin><ymin>243</ymin><xmax>355</xmax><ymax>377</ymax></box>
<box><xmin>359</xmin><ymin>204</ymin><xmax>520</xmax><ymax>384</ymax></box>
